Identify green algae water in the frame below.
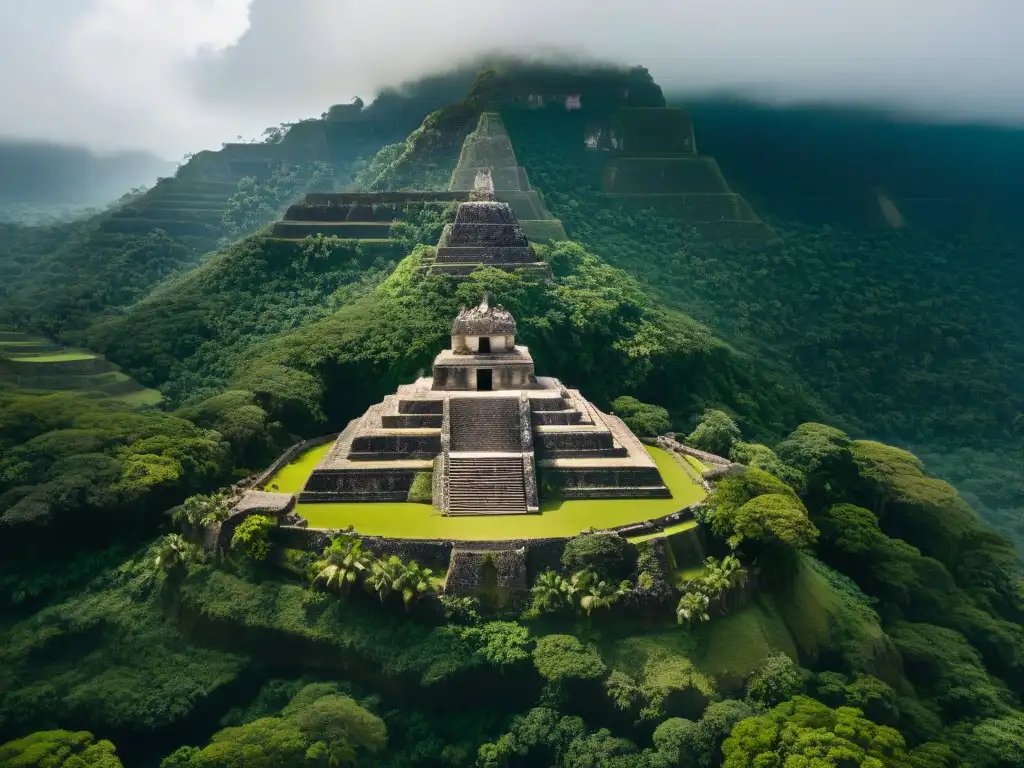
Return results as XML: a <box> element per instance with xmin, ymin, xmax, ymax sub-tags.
<box><xmin>263</xmin><ymin>444</ymin><xmax>705</xmax><ymax>540</ymax></box>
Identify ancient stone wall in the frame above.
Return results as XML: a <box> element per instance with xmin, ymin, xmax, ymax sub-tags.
<box><xmin>444</xmin><ymin>548</ymin><xmax>528</xmax><ymax>599</ymax></box>
<box><xmin>519</xmin><ymin>393</ymin><xmax>540</xmax><ymax>512</ymax></box>
<box><xmin>653</xmin><ymin>435</ymin><xmax>730</xmax><ymax>466</ymax></box>
<box><xmin>349</xmin><ymin>433</ymin><xmax>440</xmax><ymax>459</ymax></box>
<box><xmin>535</xmin><ymin>430</ymin><xmax>619</xmax><ymax>455</ymax></box>
<box><xmin>300</xmin><ymin>467</ymin><xmax>419</xmax><ymax>502</ymax></box>
<box><xmin>219</xmin><ymin>491</ymin><xmax>297</xmax><ymax>550</ymax></box>
<box><xmin>274</xmin><ymin>526</ymin><xmax>571</xmax><ymax>578</ymax></box>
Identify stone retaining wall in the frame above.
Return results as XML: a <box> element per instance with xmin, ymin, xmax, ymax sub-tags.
<box><xmin>651</xmin><ymin>435</ymin><xmax>730</xmax><ymax>466</ymax></box>
<box><xmin>444</xmin><ymin>548</ymin><xmax>528</xmax><ymax>598</ymax></box>
<box><xmin>274</xmin><ymin>526</ymin><xmax>570</xmax><ymax>576</ymax></box>
<box><xmin>218</xmin><ymin>492</ymin><xmax>297</xmax><ymax>550</ymax></box>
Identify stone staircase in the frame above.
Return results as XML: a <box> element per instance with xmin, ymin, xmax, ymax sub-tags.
<box><xmin>447</xmin><ymin>456</ymin><xmax>528</xmax><ymax>515</ymax></box>
<box><xmin>446</xmin><ymin>396</ymin><xmax>530</xmax><ymax>514</ymax></box>
<box><xmin>449</xmin><ymin>397</ymin><xmax>521</xmax><ymax>452</ymax></box>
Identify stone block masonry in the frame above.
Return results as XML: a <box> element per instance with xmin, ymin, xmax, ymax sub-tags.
<box><xmin>301</xmin><ymin>298</ymin><xmax>670</xmax><ymax>508</ymax></box>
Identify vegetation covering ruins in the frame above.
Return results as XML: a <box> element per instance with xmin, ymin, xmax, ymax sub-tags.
<box><xmin>1</xmin><ymin>61</ymin><xmax>1022</xmax><ymax>768</ymax></box>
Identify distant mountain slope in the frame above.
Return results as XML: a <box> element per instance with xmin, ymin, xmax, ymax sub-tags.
<box><xmin>674</xmin><ymin>98</ymin><xmax>1024</xmax><ymax>235</ymax></box>
<box><xmin>0</xmin><ymin>139</ymin><xmax>174</xmax><ymax>208</ymax></box>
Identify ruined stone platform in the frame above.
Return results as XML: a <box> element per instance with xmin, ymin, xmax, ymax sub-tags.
<box><xmin>301</xmin><ymin>299</ymin><xmax>668</xmax><ymax>512</ymax></box>
<box><xmin>428</xmin><ymin>200</ymin><xmax>550</xmax><ymax>276</ymax></box>
<box><xmin>446</xmin><ymin>111</ymin><xmax>566</xmax><ymax>245</ymax></box>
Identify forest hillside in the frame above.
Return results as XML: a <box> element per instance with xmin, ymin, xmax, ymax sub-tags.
<box><xmin>0</xmin><ymin>61</ymin><xmax>1021</xmax><ymax>768</ymax></box>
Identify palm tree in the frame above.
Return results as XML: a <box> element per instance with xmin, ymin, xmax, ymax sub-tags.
<box><xmin>173</xmin><ymin>492</ymin><xmax>230</xmax><ymax>529</ymax></box>
<box><xmin>676</xmin><ymin>591</ymin><xmax>711</xmax><ymax>627</ymax></box>
<box><xmin>154</xmin><ymin>534</ymin><xmax>197</xmax><ymax>573</ymax></box>
<box><xmin>700</xmin><ymin>557</ymin><xmax>731</xmax><ymax>604</ymax></box>
<box><xmin>709</xmin><ymin>554</ymin><xmax>748</xmax><ymax>613</ymax></box>
<box><xmin>578</xmin><ymin>578</ymin><xmax>632</xmax><ymax>616</ymax></box>
<box><xmin>530</xmin><ymin>570</ymin><xmax>570</xmax><ymax>613</ymax></box>
<box><xmin>366</xmin><ymin>555</ymin><xmax>405</xmax><ymax>603</ymax></box>
<box><xmin>393</xmin><ymin>560</ymin><xmax>436</xmax><ymax>609</ymax></box>
<box><xmin>313</xmin><ymin>535</ymin><xmax>371</xmax><ymax>595</ymax></box>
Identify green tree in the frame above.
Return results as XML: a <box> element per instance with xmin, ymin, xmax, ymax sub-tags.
<box><xmin>676</xmin><ymin>591</ymin><xmax>711</xmax><ymax>627</ymax></box>
<box><xmin>230</xmin><ymin>514</ymin><xmax>275</xmax><ymax>561</ymax></box>
<box><xmin>692</xmin><ymin>699</ymin><xmax>755</xmax><ymax>768</ymax></box>
<box><xmin>393</xmin><ymin>559</ymin><xmax>436</xmax><ymax>609</ymax></box>
<box><xmin>611</xmin><ymin>395</ymin><xmax>672</xmax><ymax>437</ymax></box>
<box><xmin>461</xmin><ymin>621</ymin><xmax>533</xmax><ymax>669</ymax></box>
<box><xmin>966</xmin><ymin>714</ymin><xmax>1024</xmax><ymax>767</ymax></box>
<box><xmin>650</xmin><ymin>717</ymin><xmax>699</xmax><ymax>766</ymax></box>
<box><xmin>698</xmin><ymin>468</ymin><xmax>818</xmax><ymax>559</ymax></box>
<box><xmin>532</xmin><ymin>634</ymin><xmax>607</xmax><ymax>683</ymax></box>
<box><xmin>154</xmin><ymin>533</ymin><xmax>200</xmax><ymax>573</ymax></box>
<box><xmin>528</xmin><ymin>570</ymin><xmax>572</xmax><ymax>615</ymax></box>
<box><xmin>312</xmin><ymin>534</ymin><xmax>371</xmax><ymax>596</ymax></box>
<box><xmin>561</xmin><ymin>533</ymin><xmax>635</xmax><ymax>580</ymax></box>
<box><xmin>730</xmin><ymin>441</ymin><xmax>805</xmax><ymax>488</ymax></box>
<box><xmin>176</xmin><ymin>717</ymin><xmax>307</xmax><ymax>768</ymax></box>
<box><xmin>563</xmin><ymin>729</ymin><xmax>639</xmax><ymax>768</ymax></box>
<box><xmin>744</xmin><ymin>653</ymin><xmax>806</xmax><ymax>708</ymax></box>
<box><xmin>686</xmin><ymin>409</ymin><xmax>741</xmax><ymax>457</ymax></box>
<box><xmin>0</xmin><ymin>730</ymin><xmax>124</xmax><ymax>768</ymax></box>
<box><xmin>775</xmin><ymin>422</ymin><xmax>858</xmax><ymax>507</ymax></box>
<box><xmin>173</xmin><ymin>491</ymin><xmax>231</xmax><ymax>530</ymax></box>
<box><xmin>730</xmin><ymin>493</ymin><xmax>819</xmax><ymax>552</ymax></box>
<box><xmin>283</xmin><ymin>691</ymin><xmax>387</xmax><ymax>765</ymax></box>
<box><xmin>365</xmin><ymin>555</ymin><xmax>404</xmax><ymax>604</ymax></box>
<box><xmin>721</xmin><ymin>696</ymin><xmax>912</xmax><ymax>767</ymax></box>
<box><xmin>575</xmin><ymin>573</ymin><xmax>631</xmax><ymax>616</ymax></box>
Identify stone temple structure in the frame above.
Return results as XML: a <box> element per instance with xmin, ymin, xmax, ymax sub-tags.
<box><xmin>427</xmin><ymin>175</ymin><xmax>551</xmax><ymax>277</ymax></box>
<box><xmin>301</xmin><ymin>295</ymin><xmax>669</xmax><ymax>514</ymax></box>
<box><xmin>592</xmin><ymin>108</ymin><xmax>775</xmax><ymax>244</ymax></box>
<box><xmin>449</xmin><ymin>112</ymin><xmax>568</xmax><ymax>243</ymax></box>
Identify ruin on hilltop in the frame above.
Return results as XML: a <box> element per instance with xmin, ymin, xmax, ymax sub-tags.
<box><xmin>301</xmin><ymin>295</ymin><xmax>669</xmax><ymax>514</ymax></box>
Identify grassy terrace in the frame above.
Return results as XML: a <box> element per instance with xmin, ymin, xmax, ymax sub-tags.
<box><xmin>1</xmin><ymin>331</ymin><xmax>163</xmax><ymax>406</ymax></box>
<box><xmin>265</xmin><ymin>444</ymin><xmax>706</xmax><ymax>540</ymax></box>
<box><xmin>9</xmin><ymin>351</ymin><xmax>97</xmax><ymax>362</ymax></box>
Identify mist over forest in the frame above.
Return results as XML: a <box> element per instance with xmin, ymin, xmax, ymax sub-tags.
<box><xmin>0</xmin><ymin>138</ymin><xmax>174</xmax><ymax>213</ymax></box>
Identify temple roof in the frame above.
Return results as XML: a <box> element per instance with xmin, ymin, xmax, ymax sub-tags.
<box><xmin>451</xmin><ymin>293</ymin><xmax>517</xmax><ymax>336</ymax></box>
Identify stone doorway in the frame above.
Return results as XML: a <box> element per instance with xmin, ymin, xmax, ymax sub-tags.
<box><xmin>477</xmin><ymin>369</ymin><xmax>493</xmax><ymax>391</ymax></box>
<box><xmin>478</xmin><ymin>337</ymin><xmax>491</xmax><ymax>353</ymax></box>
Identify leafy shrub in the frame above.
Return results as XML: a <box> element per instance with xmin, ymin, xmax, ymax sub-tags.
<box><xmin>685</xmin><ymin>409</ymin><xmax>741</xmax><ymax>457</ymax></box>
<box><xmin>611</xmin><ymin>395</ymin><xmax>672</xmax><ymax>436</ymax></box>
<box><xmin>406</xmin><ymin>471</ymin><xmax>433</xmax><ymax>504</ymax></box>
<box><xmin>0</xmin><ymin>730</ymin><xmax>124</xmax><ymax>768</ymax></box>
<box><xmin>744</xmin><ymin>653</ymin><xmax>806</xmax><ymax>708</ymax></box>
<box><xmin>561</xmin><ymin>534</ymin><xmax>635</xmax><ymax>581</ymax></box>
<box><xmin>230</xmin><ymin>514</ymin><xmax>276</xmax><ymax>561</ymax></box>
<box><xmin>532</xmin><ymin>635</ymin><xmax>606</xmax><ymax>683</ymax></box>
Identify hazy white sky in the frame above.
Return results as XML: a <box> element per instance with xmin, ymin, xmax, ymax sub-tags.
<box><xmin>1</xmin><ymin>0</ymin><xmax>1021</xmax><ymax>158</ymax></box>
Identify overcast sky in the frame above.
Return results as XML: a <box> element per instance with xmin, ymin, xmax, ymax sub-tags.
<box><xmin>1</xmin><ymin>0</ymin><xmax>1020</xmax><ymax>159</ymax></box>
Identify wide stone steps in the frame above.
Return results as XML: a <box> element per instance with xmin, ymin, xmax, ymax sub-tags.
<box><xmin>450</xmin><ymin>397</ymin><xmax>521</xmax><ymax>452</ymax></box>
<box><xmin>447</xmin><ymin>456</ymin><xmax>527</xmax><ymax>515</ymax></box>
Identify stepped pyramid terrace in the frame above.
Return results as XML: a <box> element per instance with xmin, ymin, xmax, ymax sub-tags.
<box><xmin>300</xmin><ymin>295</ymin><xmax>670</xmax><ymax>516</ymax></box>
<box><xmin>271</xmin><ymin>111</ymin><xmax>569</xmax><ymax>247</ymax></box>
<box><xmin>449</xmin><ymin>112</ymin><xmax>568</xmax><ymax>243</ymax></box>
<box><xmin>426</xmin><ymin>175</ymin><xmax>551</xmax><ymax>276</ymax></box>
<box><xmin>272</xmin><ymin>191</ymin><xmax>469</xmax><ymax>241</ymax></box>
<box><xmin>0</xmin><ymin>326</ymin><xmax>162</xmax><ymax>406</ymax></box>
<box><xmin>593</xmin><ymin>108</ymin><xmax>775</xmax><ymax>244</ymax></box>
